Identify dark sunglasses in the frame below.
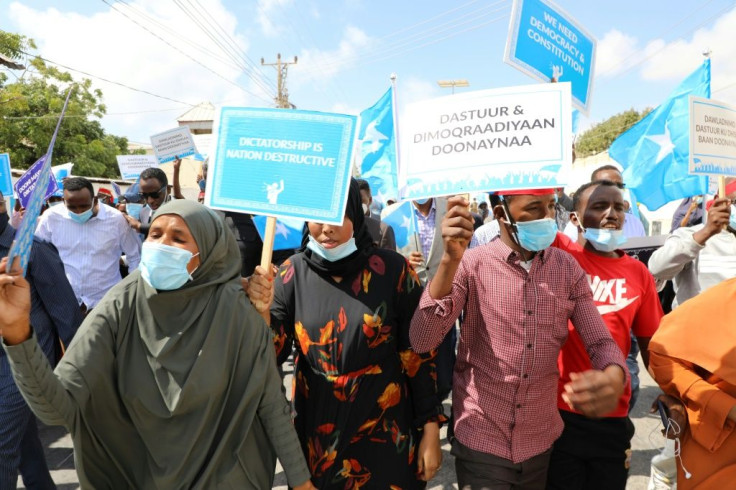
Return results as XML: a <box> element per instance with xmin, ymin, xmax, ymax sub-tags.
<box><xmin>138</xmin><ymin>185</ymin><xmax>167</xmax><ymax>200</ymax></box>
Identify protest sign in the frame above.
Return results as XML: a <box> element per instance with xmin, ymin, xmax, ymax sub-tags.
<box><xmin>7</xmin><ymin>87</ymin><xmax>72</xmax><ymax>275</ymax></box>
<box><xmin>398</xmin><ymin>83</ymin><xmax>572</xmax><ymax>200</ymax></box>
<box><xmin>689</xmin><ymin>97</ymin><xmax>736</xmax><ymax>177</ymax></box>
<box><xmin>116</xmin><ymin>154</ymin><xmax>159</xmax><ymax>180</ymax></box>
<box><xmin>206</xmin><ymin>107</ymin><xmax>357</xmax><ymax>225</ymax></box>
<box><xmin>150</xmin><ymin>126</ymin><xmax>197</xmax><ymax>164</ymax></box>
<box><xmin>0</xmin><ymin>153</ymin><xmax>11</xmax><ymax>196</ymax></box>
<box><xmin>14</xmin><ymin>155</ymin><xmax>58</xmax><ymax>208</ymax></box>
<box><xmin>504</xmin><ymin>0</ymin><xmax>596</xmax><ymax>114</ymax></box>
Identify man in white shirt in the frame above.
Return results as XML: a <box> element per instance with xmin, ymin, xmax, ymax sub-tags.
<box><xmin>36</xmin><ymin>177</ymin><xmax>141</xmax><ymax>312</ymax></box>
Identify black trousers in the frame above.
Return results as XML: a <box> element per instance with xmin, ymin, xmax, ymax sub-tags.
<box><xmin>452</xmin><ymin>439</ymin><xmax>551</xmax><ymax>490</ymax></box>
<box><xmin>546</xmin><ymin>410</ymin><xmax>635</xmax><ymax>490</ymax></box>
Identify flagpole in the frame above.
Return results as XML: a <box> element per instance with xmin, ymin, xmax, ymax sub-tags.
<box><xmin>390</xmin><ymin>73</ymin><xmax>401</xmax><ymax>200</ymax></box>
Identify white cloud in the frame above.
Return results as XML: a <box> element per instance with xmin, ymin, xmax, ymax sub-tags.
<box><xmin>291</xmin><ymin>26</ymin><xmax>371</xmax><ymax>82</ymax></box>
<box><xmin>7</xmin><ymin>0</ymin><xmax>271</xmax><ymax>142</ymax></box>
<box><xmin>256</xmin><ymin>0</ymin><xmax>292</xmax><ymax>37</ymax></box>
<box><xmin>595</xmin><ymin>29</ymin><xmax>642</xmax><ymax>78</ymax></box>
<box><xmin>394</xmin><ymin>76</ymin><xmax>441</xmax><ymax>122</ymax></box>
<box><xmin>594</xmin><ymin>6</ymin><xmax>736</xmax><ymax>101</ymax></box>
<box><xmin>640</xmin><ymin>6</ymin><xmax>736</xmax><ymax>92</ymax></box>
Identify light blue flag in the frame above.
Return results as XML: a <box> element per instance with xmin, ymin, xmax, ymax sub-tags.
<box><xmin>358</xmin><ymin>86</ymin><xmax>398</xmax><ymax>206</ymax></box>
<box><xmin>253</xmin><ymin>215</ymin><xmax>304</xmax><ymax>251</ymax></box>
<box><xmin>609</xmin><ymin>59</ymin><xmax>711</xmax><ymax>210</ymax></box>
<box><xmin>382</xmin><ymin>201</ymin><xmax>418</xmax><ymax>254</ymax></box>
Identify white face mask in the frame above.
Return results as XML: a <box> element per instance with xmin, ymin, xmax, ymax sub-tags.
<box><xmin>362</xmin><ymin>203</ymin><xmax>369</xmax><ymax>215</ymax></box>
<box><xmin>306</xmin><ymin>235</ymin><xmax>358</xmax><ymax>262</ymax></box>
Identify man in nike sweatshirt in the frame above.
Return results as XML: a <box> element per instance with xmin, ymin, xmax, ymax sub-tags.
<box><xmin>546</xmin><ymin>180</ymin><xmax>664</xmax><ymax>490</ymax></box>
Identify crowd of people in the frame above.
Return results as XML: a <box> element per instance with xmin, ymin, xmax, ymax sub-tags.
<box><xmin>0</xmin><ymin>160</ymin><xmax>734</xmax><ymax>489</ymax></box>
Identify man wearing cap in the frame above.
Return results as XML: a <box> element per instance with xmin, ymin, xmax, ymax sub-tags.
<box><xmin>410</xmin><ymin>189</ymin><xmax>627</xmax><ymax>489</ymax></box>
<box><xmin>649</xmin><ymin>179</ymin><xmax>736</xmax><ymax>308</ymax></box>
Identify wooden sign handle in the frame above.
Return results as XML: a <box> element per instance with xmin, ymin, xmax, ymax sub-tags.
<box><xmin>719</xmin><ymin>176</ymin><xmax>727</xmax><ymax>230</ymax></box>
<box><xmin>260</xmin><ymin>216</ymin><xmax>277</xmax><ymax>274</ymax></box>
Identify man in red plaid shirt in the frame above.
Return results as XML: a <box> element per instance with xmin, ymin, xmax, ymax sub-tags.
<box><xmin>410</xmin><ymin>189</ymin><xmax>627</xmax><ymax>489</ymax></box>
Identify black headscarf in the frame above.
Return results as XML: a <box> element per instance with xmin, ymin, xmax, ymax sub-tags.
<box><xmin>300</xmin><ymin>178</ymin><xmax>374</xmax><ymax>277</ymax></box>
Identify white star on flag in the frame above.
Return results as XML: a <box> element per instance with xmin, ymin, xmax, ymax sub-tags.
<box><xmin>644</xmin><ymin>124</ymin><xmax>675</xmax><ymax>163</ymax></box>
<box><xmin>401</xmin><ymin>214</ymin><xmax>412</xmax><ymax>230</ymax></box>
<box><xmin>275</xmin><ymin>222</ymin><xmax>290</xmax><ymax>239</ymax></box>
<box><xmin>363</xmin><ymin>120</ymin><xmax>388</xmax><ymax>153</ymax></box>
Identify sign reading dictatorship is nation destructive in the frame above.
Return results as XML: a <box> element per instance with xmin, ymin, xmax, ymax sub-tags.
<box><xmin>399</xmin><ymin>83</ymin><xmax>573</xmax><ymax>200</ymax></box>
<box><xmin>689</xmin><ymin>96</ymin><xmax>736</xmax><ymax>177</ymax></box>
<box><xmin>504</xmin><ymin>0</ymin><xmax>596</xmax><ymax>114</ymax></box>
<box><xmin>205</xmin><ymin>107</ymin><xmax>356</xmax><ymax>225</ymax></box>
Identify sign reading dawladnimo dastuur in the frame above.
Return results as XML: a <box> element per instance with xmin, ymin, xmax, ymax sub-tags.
<box><xmin>689</xmin><ymin>97</ymin><xmax>736</xmax><ymax>177</ymax></box>
<box><xmin>206</xmin><ymin>107</ymin><xmax>357</xmax><ymax>225</ymax></box>
<box><xmin>504</xmin><ymin>0</ymin><xmax>596</xmax><ymax>114</ymax></box>
<box><xmin>399</xmin><ymin>82</ymin><xmax>573</xmax><ymax>200</ymax></box>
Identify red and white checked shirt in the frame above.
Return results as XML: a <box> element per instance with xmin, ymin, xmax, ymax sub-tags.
<box><xmin>410</xmin><ymin>237</ymin><xmax>627</xmax><ymax>463</ymax></box>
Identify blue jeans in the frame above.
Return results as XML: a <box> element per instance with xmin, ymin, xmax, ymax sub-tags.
<box><xmin>0</xmin><ymin>365</ymin><xmax>56</xmax><ymax>490</ymax></box>
<box><xmin>626</xmin><ymin>333</ymin><xmax>640</xmax><ymax>414</ymax></box>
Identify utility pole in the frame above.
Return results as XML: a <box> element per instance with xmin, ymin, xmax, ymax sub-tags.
<box><xmin>261</xmin><ymin>53</ymin><xmax>298</xmax><ymax>108</ymax></box>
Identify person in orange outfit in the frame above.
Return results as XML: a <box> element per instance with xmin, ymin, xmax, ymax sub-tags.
<box><xmin>648</xmin><ymin>277</ymin><xmax>736</xmax><ymax>489</ymax></box>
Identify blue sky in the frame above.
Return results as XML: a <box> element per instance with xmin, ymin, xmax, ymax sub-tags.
<box><xmin>3</xmin><ymin>0</ymin><xmax>736</xmax><ymax>145</ymax></box>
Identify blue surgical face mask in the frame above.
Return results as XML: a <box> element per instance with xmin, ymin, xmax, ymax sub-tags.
<box><xmin>140</xmin><ymin>242</ymin><xmax>198</xmax><ymax>290</ymax></box>
<box><xmin>514</xmin><ymin>218</ymin><xmax>558</xmax><ymax>252</ymax></box>
<box><xmin>126</xmin><ymin>203</ymin><xmax>143</xmax><ymax>220</ymax></box>
<box><xmin>69</xmin><ymin>206</ymin><xmax>93</xmax><ymax>224</ymax></box>
<box><xmin>414</xmin><ymin>198</ymin><xmax>430</xmax><ymax>205</ymax></box>
<box><xmin>47</xmin><ymin>200</ymin><xmax>63</xmax><ymax>207</ymax></box>
<box><xmin>306</xmin><ymin>235</ymin><xmax>358</xmax><ymax>262</ymax></box>
<box><xmin>583</xmin><ymin>227</ymin><xmax>628</xmax><ymax>252</ymax></box>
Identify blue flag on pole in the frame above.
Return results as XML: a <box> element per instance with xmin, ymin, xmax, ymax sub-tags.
<box><xmin>608</xmin><ymin>59</ymin><xmax>711</xmax><ymax>210</ymax></box>
<box><xmin>7</xmin><ymin>87</ymin><xmax>73</xmax><ymax>274</ymax></box>
<box><xmin>253</xmin><ymin>215</ymin><xmax>304</xmax><ymax>251</ymax></box>
<box><xmin>382</xmin><ymin>201</ymin><xmax>418</xmax><ymax>254</ymax></box>
<box><xmin>358</xmin><ymin>86</ymin><xmax>398</xmax><ymax>207</ymax></box>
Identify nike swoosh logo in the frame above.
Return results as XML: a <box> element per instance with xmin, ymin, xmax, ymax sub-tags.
<box><xmin>597</xmin><ymin>296</ymin><xmax>639</xmax><ymax>315</ymax></box>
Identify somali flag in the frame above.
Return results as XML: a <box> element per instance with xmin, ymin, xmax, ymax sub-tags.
<box><xmin>253</xmin><ymin>215</ymin><xmax>304</xmax><ymax>251</ymax></box>
<box><xmin>382</xmin><ymin>201</ymin><xmax>418</xmax><ymax>255</ymax></box>
<box><xmin>358</xmin><ymin>86</ymin><xmax>398</xmax><ymax>206</ymax></box>
<box><xmin>609</xmin><ymin>59</ymin><xmax>710</xmax><ymax>210</ymax></box>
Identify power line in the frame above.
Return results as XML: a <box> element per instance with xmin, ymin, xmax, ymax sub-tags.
<box><xmin>100</xmin><ymin>0</ymin><xmax>273</xmax><ymax>104</ymax></box>
<box><xmin>111</xmin><ymin>0</ymin><xmax>238</xmax><ymax>69</ymax></box>
<box><xmin>298</xmin><ymin>1</ymin><xmax>509</xmax><ymax>78</ymax></box>
<box><xmin>596</xmin><ymin>0</ymin><xmax>717</xmax><ymax>77</ymax></box>
<box><xmin>187</xmin><ymin>0</ymin><xmax>277</xmax><ymax>92</ymax></box>
<box><xmin>173</xmin><ymin>0</ymin><xmax>277</xmax><ymax>96</ymax></box>
<box><xmin>20</xmin><ymin>52</ymin><xmax>195</xmax><ymax>106</ymax></box>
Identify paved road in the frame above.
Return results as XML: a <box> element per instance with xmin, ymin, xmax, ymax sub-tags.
<box><xmin>28</xmin><ymin>359</ymin><xmax>666</xmax><ymax>489</ymax></box>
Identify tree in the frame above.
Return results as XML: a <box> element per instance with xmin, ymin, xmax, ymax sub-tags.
<box><xmin>0</xmin><ymin>30</ymin><xmax>142</xmax><ymax>178</ymax></box>
<box><xmin>575</xmin><ymin>108</ymin><xmax>651</xmax><ymax>158</ymax></box>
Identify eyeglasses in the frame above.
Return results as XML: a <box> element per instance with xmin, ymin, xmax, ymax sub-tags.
<box><xmin>138</xmin><ymin>185</ymin><xmax>167</xmax><ymax>200</ymax></box>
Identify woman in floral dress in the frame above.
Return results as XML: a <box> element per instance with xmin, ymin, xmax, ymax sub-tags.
<box><xmin>248</xmin><ymin>179</ymin><xmax>445</xmax><ymax>489</ymax></box>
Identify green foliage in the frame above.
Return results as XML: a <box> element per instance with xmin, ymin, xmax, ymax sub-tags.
<box><xmin>576</xmin><ymin>108</ymin><xmax>651</xmax><ymax>158</ymax></box>
<box><xmin>0</xmin><ymin>30</ymin><xmax>35</xmax><ymax>60</ymax></box>
<box><xmin>0</xmin><ymin>32</ymin><xmax>135</xmax><ymax>178</ymax></box>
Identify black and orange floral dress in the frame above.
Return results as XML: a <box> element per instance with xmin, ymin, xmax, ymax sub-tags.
<box><xmin>271</xmin><ymin>248</ymin><xmax>445</xmax><ymax>489</ymax></box>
